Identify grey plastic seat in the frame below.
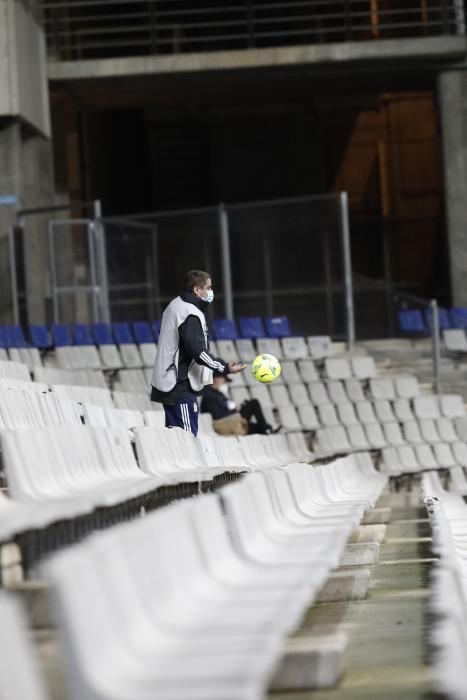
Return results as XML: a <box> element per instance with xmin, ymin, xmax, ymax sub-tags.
<box><xmin>344</xmin><ymin>379</ymin><xmax>366</xmax><ymax>403</ymax></box>
<box><xmin>277</xmin><ymin>405</ymin><xmax>302</xmax><ymax>431</ymax></box>
<box><xmin>234</xmin><ymin>338</ymin><xmax>256</xmax><ymax>362</ymax></box>
<box><xmin>455</xmin><ymin>416</ymin><xmax>467</xmax><ymax>441</ymax></box>
<box><xmin>369</xmin><ymin>378</ymin><xmax>396</xmax><ymax>401</ymax></box>
<box><xmin>383</xmin><ymin>422</ymin><xmax>405</xmax><ymax>447</ymax></box>
<box><xmin>270</xmin><ymin>384</ymin><xmax>292</xmax><ymax>407</ymax></box>
<box><xmin>308</xmin><ymin>382</ymin><xmax>330</xmax><ymax>406</ymax></box>
<box><xmin>215</xmin><ymin>340</ymin><xmax>238</xmax><ymax>362</ymax></box>
<box><xmin>230</xmin><ymin>386</ymin><xmax>251</xmax><ymax>405</ymax></box>
<box><xmin>394</xmin><ymin>375</ymin><xmax>420</xmax><ymax>399</ymax></box>
<box><xmin>256</xmin><ymin>337</ymin><xmax>282</xmax><ymax>359</ymax></box>
<box><xmin>414</xmin><ymin>444</ymin><xmax>438</xmax><ymax>470</ymax></box>
<box><xmin>297</xmin><ymin>404</ymin><xmax>320</xmax><ymax>430</ymax></box>
<box><xmin>227</xmin><ymin>371</ymin><xmax>247</xmax><ymax>388</ymax></box>
<box><xmin>280</xmin><ymin>360</ymin><xmax>301</xmax><ymax>384</ymax></box>
<box><xmin>364</xmin><ymin>423</ymin><xmax>387</xmax><ymax>449</ymax></box>
<box><xmin>337</xmin><ymin>402</ymin><xmax>359</xmax><ymax>426</ymax></box>
<box><xmin>381</xmin><ymin>447</ymin><xmax>403</xmax><ymax>477</ymax></box>
<box><xmin>433</xmin><ymin>443</ymin><xmax>456</xmax><ymax>469</ymax></box>
<box><xmin>393</xmin><ymin>398</ymin><xmax>415</xmax><ymax>422</ymax></box>
<box><xmin>327</xmin><ymin>380</ymin><xmax>349</xmax><ymax>405</ymax></box>
<box><xmin>402</xmin><ymin>420</ymin><xmax>424</xmax><ymax>444</ymax></box>
<box><xmin>315</xmin><ymin>426</ymin><xmax>350</xmax><ymax>456</ymax></box>
<box><xmin>440</xmin><ymin>394</ymin><xmax>466</xmax><ymax>419</ymax></box>
<box><xmin>452</xmin><ymin>442</ymin><xmax>467</xmax><ymax>467</ymax></box>
<box><xmin>307</xmin><ymin>335</ymin><xmax>333</xmax><ymax>359</ymax></box>
<box><xmin>249</xmin><ymin>384</ymin><xmax>273</xmax><ymax>408</ymax></box>
<box><xmin>374</xmin><ymin>400</ymin><xmax>396</xmax><ymax>423</ymax></box>
<box><xmin>288</xmin><ymin>383</ymin><xmax>311</xmax><ymax>406</ymax></box>
<box><xmin>419</xmin><ymin>419</ymin><xmax>441</xmax><ymax>444</ymax></box>
<box><xmin>351</xmin><ymin>356</ymin><xmax>376</xmax><ymax>380</ymax></box>
<box><xmin>355</xmin><ymin>401</ymin><xmax>377</xmax><ymax>424</ymax></box>
<box><xmin>281</xmin><ymin>337</ymin><xmax>308</xmax><ymax>360</ymax></box>
<box><xmin>324</xmin><ymin>357</ymin><xmax>352</xmax><ymax>380</ymax></box>
<box><xmin>297</xmin><ymin>359</ymin><xmax>319</xmax><ymax>383</ymax></box>
<box><xmin>437</xmin><ymin>417</ymin><xmax>458</xmax><ymax>443</ymax></box>
<box><xmin>347</xmin><ymin>424</ymin><xmax>371</xmax><ymax>451</ymax></box>
<box><xmin>396</xmin><ymin>445</ymin><xmax>420</xmax><ymax>473</ymax></box>
<box><xmin>317</xmin><ymin>403</ymin><xmax>340</xmax><ymax>427</ymax></box>
<box><xmin>443</xmin><ymin>328</ymin><xmax>467</xmax><ymax>353</ymax></box>
<box><xmin>413</xmin><ymin>395</ymin><xmax>441</xmax><ymax>420</ymax></box>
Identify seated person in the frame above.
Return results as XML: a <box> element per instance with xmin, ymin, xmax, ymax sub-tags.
<box><xmin>201</xmin><ymin>371</ymin><xmax>279</xmax><ymax>435</ymax></box>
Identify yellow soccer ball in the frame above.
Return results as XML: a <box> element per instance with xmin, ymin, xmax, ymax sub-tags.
<box><xmin>252</xmin><ymin>354</ymin><xmax>282</xmax><ymax>384</ymax></box>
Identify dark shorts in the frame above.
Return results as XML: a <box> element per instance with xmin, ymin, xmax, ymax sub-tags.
<box><xmin>163</xmin><ymin>400</ymin><xmax>199</xmax><ymax>436</ymax></box>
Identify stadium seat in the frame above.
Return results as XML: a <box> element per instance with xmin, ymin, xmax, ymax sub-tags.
<box><xmin>413</xmin><ymin>395</ymin><xmax>441</xmax><ymax>420</ymax></box>
<box><xmin>337</xmin><ymin>402</ymin><xmax>359</xmax><ymax>426</ymax></box>
<box><xmin>414</xmin><ymin>444</ymin><xmax>438</xmax><ymax>470</ymax></box>
<box><xmin>270</xmin><ymin>384</ymin><xmax>291</xmax><ymax>407</ymax></box>
<box><xmin>398</xmin><ymin>309</ymin><xmax>427</xmax><ymax>334</ymax></box>
<box><xmin>113</xmin><ymin>391</ymin><xmax>154</xmax><ymax>411</ymax></box>
<box><xmin>443</xmin><ymin>329</ymin><xmax>467</xmax><ymax>353</ymax></box>
<box><xmin>71</xmin><ymin>324</ymin><xmax>102</xmax><ymax>369</ymax></box>
<box><xmin>216</xmin><ymin>339</ymin><xmax>238</xmax><ymax>362</ymax></box>
<box><xmin>317</xmin><ymin>403</ymin><xmax>339</xmax><ymax>427</ymax></box>
<box><xmin>440</xmin><ymin>394</ymin><xmax>465</xmax><ymax>419</ymax></box>
<box><xmin>3</xmin><ymin>325</ymin><xmax>42</xmax><ymax>369</ymax></box>
<box><xmin>351</xmin><ymin>356</ymin><xmax>376</xmax><ymax>380</ymax></box>
<box><xmin>324</xmin><ymin>357</ymin><xmax>352</xmax><ymax>380</ymax></box>
<box><xmin>364</xmin><ymin>423</ymin><xmax>387</xmax><ymax>449</ymax></box>
<box><xmin>91</xmin><ymin>323</ymin><xmax>123</xmax><ymax>369</ymax></box>
<box><xmin>297</xmin><ymin>359</ymin><xmax>319</xmax><ymax>382</ymax></box>
<box><xmin>394</xmin><ymin>375</ymin><xmax>419</xmax><ymax>399</ymax></box>
<box><xmin>402</xmin><ymin>420</ymin><xmax>424</xmax><ymax>445</ymax></box>
<box><xmin>424</xmin><ymin>307</ymin><xmax>451</xmax><ymax>332</ymax></box>
<box><xmin>238</xmin><ymin>316</ymin><xmax>265</xmax><ymax>339</ymax></box>
<box><xmin>277</xmin><ymin>405</ymin><xmax>302</xmax><ymax>431</ymax></box>
<box><xmin>307</xmin><ymin>335</ymin><xmax>333</xmax><ymax>359</ymax></box>
<box><xmin>437</xmin><ymin>417</ymin><xmax>458</xmax><ymax>443</ymax></box>
<box><xmin>369</xmin><ymin>377</ymin><xmax>396</xmax><ymax>401</ymax></box>
<box><xmin>286</xmin><ymin>382</ymin><xmax>309</xmax><ymax>407</ymax></box>
<box><xmin>0</xmin><ymin>360</ymin><xmax>31</xmax><ymax>382</ymax></box>
<box><xmin>374</xmin><ymin>400</ymin><xmax>396</xmax><ymax>423</ymax></box>
<box><xmin>382</xmin><ymin>422</ymin><xmax>405</xmax><ymax>447</ymax></box>
<box><xmin>347</xmin><ymin>424</ymin><xmax>371</xmax><ymax>451</ymax></box>
<box><xmin>281</xmin><ymin>336</ymin><xmax>308</xmax><ymax>360</ymax></box>
<box><xmin>344</xmin><ymin>378</ymin><xmax>366</xmax><ymax>403</ymax></box>
<box><xmin>256</xmin><ymin>337</ymin><xmax>283</xmax><ymax>358</ymax></box>
<box><xmin>249</xmin><ymin>384</ymin><xmax>273</xmax><ymax>408</ymax></box>
<box><xmin>355</xmin><ymin>401</ymin><xmax>377</xmax><ymax>424</ymax></box>
<box><xmin>234</xmin><ymin>338</ymin><xmax>256</xmax><ymax>362</ymax></box>
<box><xmin>112</xmin><ymin>322</ymin><xmax>143</xmax><ymax>367</ymax></box>
<box><xmin>265</xmin><ymin>315</ymin><xmax>291</xmax><ymax>338</ymax></box>
<box><xmin>212</xmin><ymin>318</ymin><xmax>239</xmax><ymax>340</ymax></box>
<box><xmin>396</xmin><ymin>445</ymin><xmax>419</xmax><ymax>473</ymax></box>
<box><xmin>308</xmin><ymin>381</ymin><xmax>330</xmax><ymax>405</ymax></box>
<box><xmin>419</xmin><ymin>419</ymin><xmax>441</xmax><ymax>444</ymax></box>
<box><xmin>327</xmin><ymin>380</ymin><xmax>349</xmax><ymax>405</ymax></box>
<box><xmin>230</xmin><ymin>386</ymin><xmax>251</xmax><ymax>404</ymax></box>
<box><xmin>450</xmin><ymin>307</ymin><xmax>467</xmax><ymax>329</ymax></box>
<box><xmin>287</xmin><ymin>431</ymin><xmax>313</xmax><ymax>461</ymax></box>
<box><xmin>432</xmin><ymin>442</ymin><xmax>455</xmax><ymax>469</ymax></box>
<box><xmin>280</xmin><ymin>360</ymin><xmax>301</xmax><ymax>384</ymax></box>
<box><xmin>297</xmin><ymin>404</ymin><xmax>319</xmax><ymax>430</ymax></box>
<box><xmin>132</xmin><ymin>322</ymin><xmax>158</xmax><ymax>367</ymax></box>
<box><xmin>393</xmin><ymin>398</ymin><xmax>415</xmax><ymax>422</ymax></box>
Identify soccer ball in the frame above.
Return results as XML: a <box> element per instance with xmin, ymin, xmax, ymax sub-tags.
<box><xmin>252</xmin><ymin>354</ymin><xmax>281</xmax><ymax>384</ymax></box>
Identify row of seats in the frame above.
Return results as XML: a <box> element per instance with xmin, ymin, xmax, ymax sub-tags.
<box><xmin>0</xmin><ymin>453</ymin><xmax>386</xmax><ymax>700</ymax></box>
<box><xmin>422</xmin><ymin>472</ymin><xmax>467</xmax><ymax>700</ymax></box>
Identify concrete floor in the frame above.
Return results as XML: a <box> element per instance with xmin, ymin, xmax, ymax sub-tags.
<box><xmin>270</xmin><ymin>490</ymin><xmax>439</xmax><ymax>700</ymax></box>
<box><xmin>34</xmin><ymin>489</ymin><xmax>439</xmax><ymax>700</ymax></box>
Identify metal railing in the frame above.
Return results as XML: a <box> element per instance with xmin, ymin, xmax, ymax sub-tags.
<box><xmin>41</xmin><ymin>0</ymin><xmax>463</xmax><ymax>61</ymax></box>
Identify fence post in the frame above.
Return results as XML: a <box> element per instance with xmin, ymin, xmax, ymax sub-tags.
<box><xmin>339</xmin><ymin>191</ymin><xmax>355</xmax><ymax>352</ymax></box>
<box><xmin>218</xmin><ymin>203</ymin><xmax>234</xmax><ymax>320</ymax></box>
<box><xmin>431</xmin><ymin>298</ymin><xmax>442</xmax><ymax>394</ymax></box>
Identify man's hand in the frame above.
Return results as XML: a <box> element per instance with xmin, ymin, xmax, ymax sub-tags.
<box><xmin>228</xmin><ymin>362</ymin><xmax>246</xmax><ymax>374</ymax></box>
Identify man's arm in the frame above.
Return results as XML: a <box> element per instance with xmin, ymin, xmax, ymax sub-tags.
<box><xmin>179</xmin><ymin>316</ymin><xmax>245</xmax><ymax>374</ymax></box>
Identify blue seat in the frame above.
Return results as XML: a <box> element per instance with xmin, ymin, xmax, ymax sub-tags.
<box><xmin>0</xmin><ymin>326</ymin><xmax>9</xmax><ymax>349</ymax></box>
<box><xmin>6</xmin><ymin>325</ymin><xmax>29</xmax><ymax>348</ymax></box>
<box><xmin>212</xmin><ymin>319</ymin><xmax>239</xmax><ymax>341</ymax></box>
<box><xmin>265</xmin><ymin>316</ymin><xmax>291</xmax><ymax>338</ymax></box>
<box><xmin>398</xmin><ymin>310</ymin><xmax>427</xmax><ymax>334</ymax></box>
<box><xmin>132</xmin><ymin>322</ymin><xmax>155</xmax><ymax>344</ymax></box>
<box><xmin>152</xmin><ymin>320</ymin><xmax>161</xmax><ymax>341</ymax></box>
<box><xmin>450</xmin><ymin>307</ymin><xmax>467</xmax><ymax>329</ymax></box>
<box><xmin>112</xmin><ymin>322</ymin><xmax>136</xmax><ymax>345</ymax></box>
<box><xmin>29</xmin><ymin>324</ymin><xmax>50</xmax><ymax>349</ymax></box>
<box><xmin>72</xmin><ymin>324</ymin><xmax>94</xmax><ymax>346</ymax></box>
<box><xmin>91</xmin><ymin>323</ymin><xmax>114</xmax><ymax>346</ymax></box>
<box><xmin>424</xmin><ymin>307</ymin><xmax>451</xmax><ymax>332</ymax></box>
<box><xmin>52</xmin><ymin>324</ymin><xmax>73</xmax><ymax>347</ymax></box>
<box><xmin>239</xmin><ymin>317</ymin><xmax>265</xmax><ymax>339</ymax></box>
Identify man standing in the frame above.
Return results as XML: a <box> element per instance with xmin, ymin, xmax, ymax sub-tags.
<box><xmin>150</xmin><ymin>270</ymin><xmax>245</xmax><ymax>436</ymax></box>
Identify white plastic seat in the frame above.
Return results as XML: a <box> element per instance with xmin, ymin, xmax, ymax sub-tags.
<box><xmin>374</xmin><ymin>400</ymin><xmax>396</xmax><ymax>423</ymax></box>
<box><xmin>437</xmin><ymin>417</ymin><xmax>458</xmax><ymax>443</ymax></box>
<box><xmin>413</xmin><ymin>395</ymin><xmax>441</xmax><ymax>420</ymax></box>
<box><xmin>369</xmin><ymin>378</ymin><xmax>396</xmax><ymax>401</ymax></box>
<box><xmin>287</xmin><ymin>383</ymin><xmax>310</xmax><ymax>406</ymax></box>
<box><xmin>116</xmin><ymin>368</ymin><xmax>148</xmax><ymax>394</ymax></box>
<box><xmin>277</xmin><ymin>405</ymin><xmax>302</xmax><ymax>431</ymax></box>
<box><xmin>320</xmin><ymin>426</ymin><xmax>351</xmax><ymax>455</ymax></box>
<box><xmin>216</xmin><ymin>340</ymin><xmax>238</xmax><ymax>362</ymax></box>
<box><xmin>51</xmin><ymin>383</ymin><xmax>114</xmax><ymax>408</ymax></box>
<box><xmin>452</xmin><ymin>442</ymin><xmax>467</xmax><ymax>467</ymax></box>
<box><xmin>287</xmin><ymin>432</ymin><xmax>313</xmax><ymax>461</ymax></box>
<box><xmin>383</xmin><ymin>422</ymin><xmax>405</xmax><ymax>447</ymax></box>
<box><xmin>0</xmin><ymin>360</ymin><xmax>31</xmax><ymax>381</ymax></box>
<box><xmin>249</xmin><ymin>383</ymin><xmax>273</xmax><ymax>408</ymax></box>
<box><xmin>270</xmin><ymin>384</ymin><xmax>291</xmax><ymax>407</ymax></box>
<box><xmin>381</xmin><ymin>447</ymin><xmax>403</xmax><ymax>477</ymax></box>
<box><xmin>143</xmin><ymin>410</ymin><xmax>166</xmax><ymax>429</ymax></box>
<box><xmin>355</xmin><ymin>401</ymin><xmax>377</xmax><ymax>424</ymax></box>
<box><xmin>230</xmin><ymin>386</ymin><xmax>251</xmax><ymax>405</ymax></box>
<box><xmin>396</xmin><ymin>445</ymin><xmax>420</xmax><ymax>473</ymax></box>
<box><xmin>364</xmin><ymin>423</ymin><xmax>387</xmax><ymax>449</ymax></box>
<box><xmin>351</xmin><ymin>356</ymin><xmax>376</xmax><ymax>380</ymax></box>
<box><xmin>317</xmin><ymin>403</ymin><xmax>339</xmax><ymax>427</ymax></box>
<box><xmin>281</xmin><ymin>336</ymin><xmax>308</xmax><ymax>360</ymax></box>
<box><xmin>98</xmin><ymin>344</ymin><xmax>123</xmax><ymax>369</ymax></box>
<box><xmin>344</xmin><ymin>379</ymin><xmax>366</xmax><ymax>403</ymax></box>
<box><xmin>455</xmin><ymin>416</ymin><xmax>467</xmax><ymax>441</ymax></box>
<box><xmin>336</xmin><ymin>402</ymin><xmax>359</xmax><ymax>426</ymax></box>
<box><xmin>297</xmin><ymin>359</ymin><xmax>319</xmax><ymax>382</ymax></box>
<box><xmin>393</xmin><ymin>398</ymin><xmax>415</xmax><ymax>422</ymax></box>
<box><xmin>139</xmin><ymin>342</ymin><xmax>157</xmax><ymax>368</ymax></box>
<box><xmin>256</xmin><ymin>337</ymin><xmax>282</xmax><ymax>359</ymax></box>
<box><xmin>235</xmin><ymin>338</ymin><xmax>256</xmax><ymax>362</ymax></box>
<box><xmin>113</xmin><ymin>391</ymin><xmax>154</xmax><ymax>411</ymax></box>
<box><xmin>433</xmin><ymin>443</ymin><xmax>456</xmax><ymax>469</ymax></box>
<box><xmin>297</xmin><ymin>405</ymin><xmax>320</xmax><ymax>430</ymax></box>
<box><xmin>347</xmin><ymin>424</ymin><xmax>371</xmax><ymax>451</ymax></box>
<box><xmin>324</xmin><ymin>357</ymin><xmax>352</xmax><ymax>380</ymax></box>
<box><xmin>0</xmin><ymin>593</ymin><xmax>49</xmax><ymax>700</ymax></box>
<box><xmin>327</xmin><ymin>380</ymin><xmax>349</xmax><ymax>405</ymax></box>
<box><xmin>307</xmin><ymin>335</ymin><xmax>333</xmax><ymax>359</ymax></box>
<box><xmin>308</xmin><ymin>382</ymin><xmax>330</xmax><ymax>405</ymax></box>
<box><xmin>402</xmin><ymin>420</ymin><xmax>424</xmax><ymax>444</ymax></box>
<box><xmin>394</xmin><ymin>375</ymin><xmax>420</xmax><ymax>399</ymax></box>
<box><xmin>198</xmin><ymin>412</ymin><xmax>217</xmax><ymax>436</ymax></box>
<box><xmin>280</xmin><ymin>360</ymin><xmax>301</xmax><ymax>384</ymax></box>
<box><xmin>414</xmin><ymin>444</ymin><xmax>438</xmax><ymax>470</ymax></box>
<box><xmin>440</xmin><ymin>394</ymin><xmax>466</xmax><ymax>419</ymax></box>
<box><xmin>443</xmin><ymin>328</ymin><xmax>467</xmax><ymax>352</ymax></box>
<box><xmin>227</xmin><ymin>370</ymin><xmax>246</xmax><ymax>388</ymax></box>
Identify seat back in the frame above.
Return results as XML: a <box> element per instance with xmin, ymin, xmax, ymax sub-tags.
<box><xmin>265</xmin><ymin>315</ymin><xmax>291</xmax><ymax>337</ymax></box>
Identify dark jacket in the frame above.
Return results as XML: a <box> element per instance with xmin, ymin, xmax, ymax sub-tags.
<box><xmin>200</xmin><ymin>385</ymin><xmax>235</xmax><ymax>420</ymax></box>
<box><xmin>151</xmin><ymin>292</ymin><xmax>228</xmax><ymax>405</ymax></box>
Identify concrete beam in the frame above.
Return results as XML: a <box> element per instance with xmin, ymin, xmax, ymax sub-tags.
<box><xmin>341</xmin><ymin>542</ymin><xmax>380</xmax><ymax>567</ymax></box>
<box><xmin>48</xmin><ymin>36</ymin><xmax>466</xmax><ymax>82</ymax></box>
<box><xmin>363</xmin><ymin>507</ymin><xmax>392</xmax><ymax>525</ymax></box>
<box><xmin>317</xmin><ymin>569</ymin><xmax>370</xmax><ymax>602</ymax></box>
<box><xmin>349</xmin><ymin>524</ymin><xmax>386</xmax><ymax>544</ymax></box>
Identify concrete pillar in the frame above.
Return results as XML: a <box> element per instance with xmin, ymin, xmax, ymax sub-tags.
<box><xmin>439</xmin><ymin>69</ymin><xmax>467</xmax><ymax>306</ymax></box>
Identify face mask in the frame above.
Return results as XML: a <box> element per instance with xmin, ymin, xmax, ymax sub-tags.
<box><xmin>205</xmin><ymin>290</ymin><xmax>214</xmax><ymax>304</ymax></box>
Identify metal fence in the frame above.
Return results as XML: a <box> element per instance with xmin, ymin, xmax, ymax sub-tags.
<box><xmin>41</xmin><ymin>0</ymin><xmax>464</xmax><ymax>61</ymax></box>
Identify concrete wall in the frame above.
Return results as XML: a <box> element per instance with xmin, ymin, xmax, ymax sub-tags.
<box><xmin>0</xmin><ymin>0</ymin><xmax>50</xmax><ymax>136</ymax></box>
